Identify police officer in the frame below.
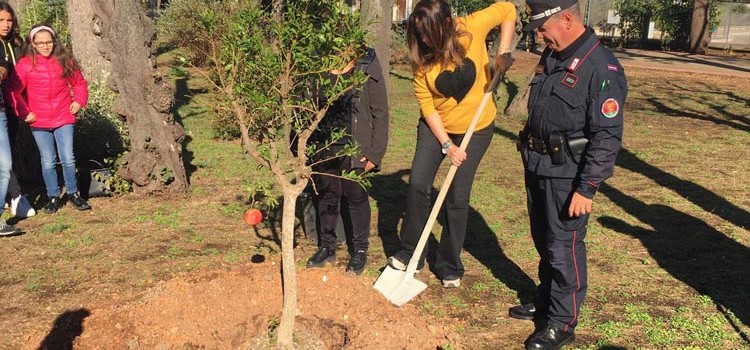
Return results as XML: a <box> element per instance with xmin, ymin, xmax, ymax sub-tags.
<box><xmin>508</xmin><ymin>1</ymin><xmax>627</xmax><ymax>349</ymax></box>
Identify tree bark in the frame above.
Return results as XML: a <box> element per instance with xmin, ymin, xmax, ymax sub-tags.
<box><xmin>360</xmin><ymin>0</ymin><xmax>392</xmax><ymax>87</ymax></box>
<box><xmin>277</xmin><ymin>189</ymin><xmax>301</xmax><ymax>350</ymax></box>
<box><xmin>690</xmin><ymin>0</ymin><xmax>710</xmax><ymax>54</ymax></box>
<box><xmin>70</xmin><ymin>0</ymin><xmax>188</xmax><ymax>193</ymax></box>
<box><xmin>66</xmin><ymin>0</ymin><xmax>111</xmax><ymax>82</ymax></box>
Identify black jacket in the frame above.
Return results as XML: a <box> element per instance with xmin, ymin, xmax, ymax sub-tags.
<box><xmin>523</xmin><ymin>28</ymin><xmax>627</xmax><ymax>198</ymax></box>
<box><xmin>313</xmin><ymin>48</ymin><xmax>389</xmax><ymax>171</ymax></box>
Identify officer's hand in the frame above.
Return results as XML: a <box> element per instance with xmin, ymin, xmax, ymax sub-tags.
<box><xmin>447</xmin><ymin>145</ymin><xmax>466</xmax><ymax>167</ymax></box>
<box><xmin>494</xmin><ymin>52</ymin><xmax>514</xmax><ymax>77</ymax></box>
<box><xmin>568</xmin><ymin>192</ymin><xmax>592</xmax><ymax>217</ymax></box>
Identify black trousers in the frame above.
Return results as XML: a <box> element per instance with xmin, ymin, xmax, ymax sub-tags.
<box><xmin>6</xmin><ymin>110</ymin><xmax>22</xmax><ymax>200</ymax></box>
<box><xmin>525</xmin><ymin>171</ymin><xmax>589</xmax><ymax>332</ymax></box>
<box><xmin>314</xmin><ymin>159</ymin><xmax>370</xmax><ymax>252</ymax></box>
<box><xmin>399</xmin><ymin>119</ymin><xmax>493</xmax><ymax>279</ymax></box>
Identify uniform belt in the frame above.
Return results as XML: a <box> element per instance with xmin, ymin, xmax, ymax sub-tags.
<box><xmin>526</xmin><ymin>136</ymin><xmax>549</xmax><ymax>154</ymax></box>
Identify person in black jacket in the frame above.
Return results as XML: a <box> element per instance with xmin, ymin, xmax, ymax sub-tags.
<box><xmin>305</xmin><ymin>48</ymin><xmax>389</xmax><ymax>275</ymax></box>
<box><xmin>0</xmin><ymin>2</ymin><xmax>36</xmax><ymax>220</ymax></box>
<box><xmin>508</xmin><ymin>1</ymin><xmax>627</xmax><ymax>349</ymax></box>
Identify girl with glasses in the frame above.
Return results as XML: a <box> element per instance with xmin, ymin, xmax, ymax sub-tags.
<box><xmin>5</xmin><ymin>24</ymin><xmax>91</xmax><ymax>213</ymax></box>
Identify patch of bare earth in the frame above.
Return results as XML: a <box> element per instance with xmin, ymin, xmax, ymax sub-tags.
<box><xmin>21</xmin><ymin>258</ymin><xmax>458</xmax><ymax>350</ymax></box>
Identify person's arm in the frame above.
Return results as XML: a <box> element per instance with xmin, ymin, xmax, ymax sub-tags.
<box><xmin>569</xmin><ymin>63</ymin><xmax>627</xmax><ymax>217</ymax></box>
<box><xmin>414</xmin><ymin>69</ymin><xmax>466</xmax><ymax>166</ymax></box>
<box><xmin>68</xmin><ymin>67</ymin><xmax>89</xmax><ymax>115</ymax></box>
<box><xmin>4</xmin><ymin>60</ymin><xmax>30</xmax><ymax>120</ymax></box>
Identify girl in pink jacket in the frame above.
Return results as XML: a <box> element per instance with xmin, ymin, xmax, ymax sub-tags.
<box><xmin>6</xmin><ymin>25</ymin><xmax>90</xmax><ymax>213</ymax></box>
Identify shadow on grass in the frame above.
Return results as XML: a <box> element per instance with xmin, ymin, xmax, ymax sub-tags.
<box><xmin>173</xmin><ymin>75</ymin><xmax>209</xmax><ymax>181</ymax></box>
<box><xmin>37</xmin><ymin>308</ymin><xmax>90</xmax><ymax>350</ymax></box>
<box><xmin>598</xmin><ymin>183</ymin><xmax>750</xmax><ymax>344</ymax></box>
<box><xmin>370</xmin><ymin>168</ymin><xmax>536</xmax><ymax>304</ymax></box>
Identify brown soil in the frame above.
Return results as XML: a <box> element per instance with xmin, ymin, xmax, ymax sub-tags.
<box><xmin>22</xmin><ymin>258</ymin><xmax>458</xmax><ymax>350</ymax></box>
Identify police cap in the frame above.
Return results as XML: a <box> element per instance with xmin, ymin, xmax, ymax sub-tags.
<box><xmin>524</xmin><ymin>0</ymin><xmax>579</xmax><ymax>31</ymax></box>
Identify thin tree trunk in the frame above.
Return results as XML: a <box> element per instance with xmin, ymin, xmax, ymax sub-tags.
<box><xmin>360</xmin><ymin>0</ymin><xmax>392</xmax><ymax>87</ymax></box>
<box><xmin>277</xmin><ymin>188</ymin><xmax>301</xmax><ymax>350</ymax></box>
<box><xmin>690</xmin><ymin>0</ymin><xmax>710</xmax><ymax>54</ymax></box>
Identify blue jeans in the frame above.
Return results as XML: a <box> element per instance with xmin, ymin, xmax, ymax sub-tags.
<box><xmin>31</xmin><ymin>124</ymin><xmax>78</xmax><ymax>198</ymax></box>
<box><xmin>0</xmin><ymin>111</ymin><xmax>12</xmax><ymax>215</ymax></box>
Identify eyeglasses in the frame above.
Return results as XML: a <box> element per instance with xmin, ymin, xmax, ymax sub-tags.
<box><xmin>33</xmin><ymin>41</ymin><xmax>54</xmax><ymax>47</ymax></box>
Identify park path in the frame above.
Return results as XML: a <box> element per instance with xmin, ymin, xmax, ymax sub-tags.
<box><xmin>515</xmin><ymin>48</ymin><xmax>750</xmax><ymax>78</ymax></box>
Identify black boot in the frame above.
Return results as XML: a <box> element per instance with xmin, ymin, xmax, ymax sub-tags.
<box><xmin>306</xmin><ymin>247</ymin><xmax>335</xmax><ymax>268</ymax></box>
<box><xmin>69</xmin><ymin>193</ymin><xmax>91</xmax><ymax>211</ymax></box>
<box><xmin>525</xmin><ymin>325</ymin><xmax>574</xmax><ymax>350</ymax></box>
<box><xmin>43</xmin><ymin>197</ymin><xmax>61</xmax><ymax>214</ymax></box>
<box><xmin>346</xmin><ymin>250</ymin><xmax>367</xmax><ymax>275</ymax></box>
<box><xmin>509</xmin><ymin>303</ymin><xmax>536</xmax><ymax>321</ymax></box>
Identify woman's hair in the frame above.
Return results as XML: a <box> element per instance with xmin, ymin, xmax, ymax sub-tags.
<box><xmin>406</xmin><ymin>0</ymin><xmax>467</xmax><ymax>71</ymax></box>
<box><xmin>0</xmin><ymin>3</ymin><xmax>21</xmax><ymax>46</ymax></box>
<box><xmin>21</xmin><ymin>24</ymin><xmax>80</xmax><ymax>77</ymax></box>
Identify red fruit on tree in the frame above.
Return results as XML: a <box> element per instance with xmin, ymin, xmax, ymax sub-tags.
<box><xmin>244</xmin><ymin>208</ymin><xmax>263</xmax><ymax>226</ymax></box>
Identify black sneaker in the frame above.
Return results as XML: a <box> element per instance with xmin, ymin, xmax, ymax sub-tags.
<box><xmin>509</xmin><ymin>303</ymin><xmax>536</xmax><ymax>321</ymax></box>
<box><xmin>346</xmin><ymin>250</ymin><xmax>367</xmax><ymax>275</ymax></box>
<box><xmin>0</xmin><ymin>219</ymin><xmax>21</xmax><ymax>236</ymax></box>
<box><xmin>43</xmin><ymin>197</ymin><xmax>61</xmax><ymax>214</ymax></box>
<box><xmin>69</xmin><ymin>193</ymin><xmax>91</xmax><ymax>211</ymax></box>
<box><xmin>306</xmin><ymin>247</ymin><xmax>335</xmax><ymax>268</ymax></box>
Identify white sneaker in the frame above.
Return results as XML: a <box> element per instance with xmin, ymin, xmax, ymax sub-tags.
<box><xmin>11</xmin><ymin>195</ymin><xmax>36</xmax><ymax>218</ymax></box>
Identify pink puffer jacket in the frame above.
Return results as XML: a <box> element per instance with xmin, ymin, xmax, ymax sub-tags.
<box><xmin>5</xmin><ymin>54</ymin><xmax>88</xmax><ymax>129</ymax></box>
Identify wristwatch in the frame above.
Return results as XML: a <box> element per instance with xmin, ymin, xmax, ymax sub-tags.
<box><xmin>441</xmin><ymin>140</ymin><xmax>452</xmax><ymax>154</ymax></box>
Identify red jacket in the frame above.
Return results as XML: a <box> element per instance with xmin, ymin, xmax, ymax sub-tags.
<box><xmin>5</xmin><ymin>54</ymin><xmax>88</xmax><ymax>129</ymax></box>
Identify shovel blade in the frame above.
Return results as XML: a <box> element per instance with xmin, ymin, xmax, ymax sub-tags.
<box><xmin>374</xmin><ymin>265</ymin><xmax>428</xmax><ymax>306</ymax></box>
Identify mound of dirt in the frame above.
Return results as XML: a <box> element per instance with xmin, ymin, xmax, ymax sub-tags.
<box><xmin>57</xmin><ymin>258</ymin><xmax>459</xmax><ymax>349</ymax></box>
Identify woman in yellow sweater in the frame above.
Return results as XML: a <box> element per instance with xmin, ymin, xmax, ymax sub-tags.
<box><xmin>388</xmin><ymin>0</ymin><xmax>516</xmax><ymax>288</ymax></box>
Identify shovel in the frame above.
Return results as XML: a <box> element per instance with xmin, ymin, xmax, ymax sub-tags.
<box><xmin>374</xmin><ymin>71</ymin><xmax>505</xmax><ymax>306</ymax></box>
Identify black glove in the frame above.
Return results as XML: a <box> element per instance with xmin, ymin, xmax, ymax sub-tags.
<box><xmin>494</xmin><ymin>52</ymin><xmax>514</xmax><ymax>77</ymax></box>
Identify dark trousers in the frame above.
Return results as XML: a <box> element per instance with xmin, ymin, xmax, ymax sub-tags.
<box><xmin>6</xmin><ymin>112</ymin><xmax>21</xmax><ymax>200</ymax></box>
<box><xmin>525</xmin><ymin>171</ymin><xmax>589</xmax><ymax>332</ymax></box>
<box><xmin>399</xmin><ymin>119</ymin><xmax>493</xmax><ymax>278</ymax></box>
<box><xmin>314</xmin><ymin>160</ymin><xmax>371</xmax><ymax>252</ymax></box>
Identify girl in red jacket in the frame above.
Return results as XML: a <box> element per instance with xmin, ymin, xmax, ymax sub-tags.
<box><xmin>6</xmin><ymin>25</ymin><xmax>90</xmax><ymax>213</ymax></box>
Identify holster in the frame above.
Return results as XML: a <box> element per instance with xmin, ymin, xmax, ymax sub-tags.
<box><xmin>567</xmin><ymin>137</ymin><xmax>589</xmax><ymax>163</ymax></box>
<box><xmin>549</xmin><ymin>132</ymin><xmax>565</xmax><ymax>165</ymax></box>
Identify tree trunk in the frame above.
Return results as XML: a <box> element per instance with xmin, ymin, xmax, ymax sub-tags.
<box><xmin>72</xmin><ymin>0</ymin><xmax>188</xmax><ymax>193</ymax></box>
<box><xmin>276</xmin><ymin>186</ymin><xmax>303</xmax><ymax>350</ymax></box>
<box><xmin>504</xmin><ymin>71</ymin><xmax>534</xmax><ymax>117</ymax></box>
<box><xmin>360</xmin><ymin>0</ymin><xmax>392</xmax><ymax>87</ymax></box>
<box><xmin>66</xmin><ymin>0</ymin><xmax>111</xmax><ymax>82</ymax></box>
<box><xmin>6</xmin><ymin>0</ymin><xmax>24</xmax><ymax>10</ymax></box>
<box><xmin>690</xmin><ymin>0</ymin><xmax>710</xmax><ymax>54</ymax></box>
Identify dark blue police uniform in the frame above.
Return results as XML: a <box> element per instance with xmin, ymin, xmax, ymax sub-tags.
<box><xmin>521</xmin><ymin>27</ymin><xmax>627</xmax><ymax>333</ymax></box>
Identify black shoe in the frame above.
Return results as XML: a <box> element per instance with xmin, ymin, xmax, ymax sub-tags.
<box><xmin>0</xmin><ymin>219</ymin><xmax>21</xmax><ymax>236</ymax></box>
<box><xmin>510</xmin><ymin>303</ymin><xmax>536</xmax><ymax>321</ymax></box>
<box><xmin>69</xmin><ymin>193</ymin><xmax>91</xmax><ymax>211</ymax></box>
<box><xmin>346</xmin><ymin>250</ymin><xmax>367</xmax><ymax>275</ymax></box>
<box><xmin>43</xmin><ymin>197</ymin><xmax>61</xmax><ymax>214</ymax></box>
<box><xmin>306</xmin><ymin>247</ymin><xmax>335</xmax><ymax>268</ymax></box>
<box><xmin>525</xmin><ymin>325</ymin><xmax>574</xmax><ymax>350</ymax></box>
<box><xmin>386</xmin><ymin>250</ymin><xmax>424</xmax><ymax>272</ymax></box>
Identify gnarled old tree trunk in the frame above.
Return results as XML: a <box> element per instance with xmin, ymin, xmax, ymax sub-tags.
<box><xmin>67</xmin><ymin>0</ymin><xmax>188</xmax><ymax>193</ymax></box>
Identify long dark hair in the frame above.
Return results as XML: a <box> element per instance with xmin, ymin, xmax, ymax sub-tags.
<box><xmin>22</xmin><ymin>24</ymin><xmax>80</xmax><ymax>78</ymax></box>
<box><xmin>0</xmin><ymin>3</ymin><xmax>22</xmax><ymax>46</ymax></box>
<box><xmin>406</xmin><ymin>0</ymin><xmax>468</xmax><ymax>72</ymax></box>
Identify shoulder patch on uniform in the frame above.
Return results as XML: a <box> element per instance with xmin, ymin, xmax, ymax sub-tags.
<box><xmin>601</xmin><ymin>98</ymin><xmax>620</xmax><ymax>118</ymax></box>
<box><xmin>607</xmin><ymin>64</ymin><xmax>619</xmax><ymax>72</ymax></box>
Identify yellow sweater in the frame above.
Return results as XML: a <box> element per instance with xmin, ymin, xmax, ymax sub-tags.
<box><xmin>413</xmin><ymin>2</ymin><xmax>516</xmax><ymax>134</ymax></box>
